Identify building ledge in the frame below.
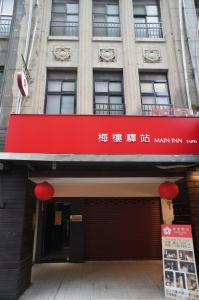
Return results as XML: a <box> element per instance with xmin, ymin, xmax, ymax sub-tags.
<box><xmin>136</xmin><ymin>37</ymin><xmax>166</xmax><ymax>43</ymax></box>
<box><xmin>48</xmin><ymin>36</ymin><xmax>79</xmax><ymax>41</ymax></box>
<box><xmin>0</xmin><ymin>153</ymin><xmax>198</xmax><ymax>163</ymax></box>
<box><xmin>93</xmin><ymin>37</ymin><xmax>122</xmax><ymax>42</ymax></box>
<box><xmin>0</xmin><ymin>36</ymin><xmax>10</xmax><ymax>40</ymax></box>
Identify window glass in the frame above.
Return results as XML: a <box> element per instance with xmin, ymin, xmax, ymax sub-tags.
<box><xmin>62</xmin><ymin>82</ymin><xmax>75</xmax><ymax>92</ymax></box>
<box><xmin>107</xmin><ymin>16</ymin><xmax>119</xmax><ymax>23</ymax></box>
<box><xmin>53</xmin><ymin>4</ymin><xmax>65</xmax><ymax>13</ymax></box>
<box><xmin>46</xmin><ymin>95</ymin><xmax>60</xmax><ymax>114</ymax></box>
<box><xmin>51</xmin><ymin>25</ymin><xmax>66</xmax><ymax>35</ymax></box>
<box><xmin>95</xmin><ymin>95</ymin><xmax>109</xmax><ymax>103</ymax></box>
<box><xmin>156</xmin><ymin>97</ymin><xmax>170</xmax><ymax>105</ymax></box>
<box><xmin>154</xmin><ymin>83</ymin><xmax>168</xmax><ymax>95</ymax></box>
<box><xmin>109</xmin><ymin>82</ymin><xmax>122</xmax><ymax>92</ymax></box>
<box><xmin>107</xmin><ymin>5</ymin><xmax>119</xmax><ymax>15</ymax></box>
<box><xmin>146</xmin><ymin>16</ymin><xmax>159</xmax><ymax>23</ymax></box>
<box><xmin>61</xmin><ymin>96</ymin><xmax>75</xmax><ymax>114</ymax></box>
<box><xmin>153</xmin><ymin>74</ymin><xmax>167</xmax><ymax>81</ymax></box>
<box><xmin>110</xmin><ymin>96</ymin><xmax>122</xmax><ymax>104</ymax></box>
<box><xmin>93</xmin><ymin>4</ymin><xmax>106</xmax><ymax>14</ymax></box>
<box><xmin>0</xmin><ymin>68</ymin><xmax>3</xmax><ymax>89</ymax></box>
<box><xmin>146</xmin><ymin>6</ymin><xmax>158</xmax><ymax>16</ymax></box>
<box><xmin>48</xmin><ymin>81</ymin><xmax>62</xmax><ymax>92</ymax></box>
<box><xmin>94</xmin><ymin>14</ymin><xmax>106</xmax><ymax>22</ymax></box>
<box><xmin>52</xmin><ymin>14</ymin><xmax>66</xmax><ymax>22</ymax></box>
<box><xmin>67</xmin><ymin>4</ymin><xmax>79</xmax><ymax>14</ymax></box>
<box><xmin>134</xmin><ymin>6</ymin><xmax>146</xmax><ymax>16</ymax></box>
<box><xmin>140</xmin><ymin>73</ymin><xmax>166</xmax><ymax>81</ymax></box>
<box><xmin>141</xmin><ymin>83</ymin><xmax>154</xmax><ymax>94</ymax></box>
<box><xmin>142</xmin><ymin>96</ymin><xmax>156</xmax><ymax>104</ymax></box>
<box><xmin>95</xmin><ymin>82</ymin><xmax>108</xmax><ymax>93</ymax></box>
<box><xmin>1</xmin><ymin>0</ymin><xmax>14</xmax><ymax>15</ymax></box>
<box><xmin>67</xmin><ymin>14</ymin><xmax>78</xmax><ymax>22</ymax></box>
<box><xmin>134</xmin><ymin>17</ymin><xmax>146</xmax><ymax>24</ymax></box>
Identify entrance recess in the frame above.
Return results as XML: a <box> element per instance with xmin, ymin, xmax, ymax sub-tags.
<box><xmin>85</xmin><ymin>198</ymin><xmax>162</xmax><ymax>260</ymax></box>
<box><xmin>41</xmin><ymin>201</ymin><xmax>71</xmax><ymax>262</ymax></box>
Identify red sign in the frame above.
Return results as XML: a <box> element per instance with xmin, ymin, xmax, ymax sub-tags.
<box><xmin>5</xmin><ymin>114</ymin><xmax>199</xmax><ymax>155</ymax></box>
<box><xmin>17</xmin><ymin>72</ymin><xmax>29</xmax><ymax>97</ymax></box>
<box><xmin>161</xmin><ymin>225</ymin><xmax>192</xmax><ymax>238</ymax></box>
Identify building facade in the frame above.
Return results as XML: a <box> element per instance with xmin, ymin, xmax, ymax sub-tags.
<box><xmin>1</xmin><ymin>0</ymin><xmax>199</xmax><ymax>299</ymax></box>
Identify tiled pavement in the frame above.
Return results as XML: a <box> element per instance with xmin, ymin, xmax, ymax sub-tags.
<box><xmin>19</xmin><ymin>261</ymin><xmax>167</xmax><ymax>300</ymax></box>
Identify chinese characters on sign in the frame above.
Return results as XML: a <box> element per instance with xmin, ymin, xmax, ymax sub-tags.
<box><xmin>98</xmin><ymin>133</ymin><xmax>151</xmax><ymax>143</ymax></box>
<box><xmin>98</xmin><ymin>133</ymin><xmax>198</xmax><ymax>145</ymax></box>
<box><xmin>161</xmin><ymin>225</ymin><xmax>199</xmax><ymax>300</ymax></box>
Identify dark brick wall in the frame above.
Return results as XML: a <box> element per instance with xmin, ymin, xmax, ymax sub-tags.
<box><xmin>0</xmin><ymin>128</ymin><xmax>7</xmax><ymax>151</ymax></box>
<box><xmin>173</xmin><ymin>175</ymin><xmax>199</xmax><ymax>272</ymax></box>
<box><xmin>172</xmin><ymin>178</ymin><xmax>192</xmax><ymax>225</ymax></box>
<box><xmin>0</xmin><ymin>170</ymin><xmax>34</xmax><ymax>300</ymax></box>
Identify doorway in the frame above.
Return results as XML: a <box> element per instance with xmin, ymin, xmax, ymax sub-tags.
<box><xmin>41</xmin><ymin>201</ymin><xmax>71</xmax><ymax>262</ymax></box>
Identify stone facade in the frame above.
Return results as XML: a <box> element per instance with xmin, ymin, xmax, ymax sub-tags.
<box><xmin>1</xmin><ymin>0</ymin><xmax>195</xmax><ymax>118</ymax></box>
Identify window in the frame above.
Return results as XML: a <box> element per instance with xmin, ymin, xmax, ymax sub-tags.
<box><xmin>45</xmin><ymin>71</ymin><xmax>76</xmax><ymax>114</ymax></box>
<box><xmin>133</xmin><ymin>0</ymin><xmax>163</xmax><ymax>38</ymax></box>
<box><xmin>50</xmin><ymin>0</ymin><xmax>79</xmax><ymax>36</ymax></box>
<box><xmin>0</xmin><ymin>0</ymin><xmax>14</xmax><ymax>36</ymax></box>
<box><xmin>140</xmin><ymin>73</ymin><xmax>171</xmax><ymax>115</ymax></box>
<box><xmin>93</xmin><ymin>1</ymin><xmax>120</xmax><ymax>37</ymax></box>
<box><xmin>195</xmin><ymin>0</ymin><xmax>199</xmax><ymax>19</ymax></box>
<box><xmin>0</xmin><ymin>67</ymin><xmax>3</xmax><ymax>90</ymax></box>
<box><xmin>94</xmin><ymin>72</ymin><xmax>125</xmax><ymax>115</ymax></box>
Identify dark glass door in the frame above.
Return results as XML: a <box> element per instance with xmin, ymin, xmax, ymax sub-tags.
<box><xmin>42</xmin><ymin>201</ymin><xmax>71</xmax><ymax>262</ymax></box>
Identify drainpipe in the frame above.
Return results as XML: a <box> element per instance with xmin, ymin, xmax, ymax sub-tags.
<box><xmin>179</xmin><ymin>0</ymin><xmax>193</xmax><ymax>113</ymax></box>
<box><xmin>27</xmin><ymin>7</ymin><xmax>38</xmax><ymax>68</ymax></box>
<box><xmin>16</xmin><ymin>0</ymin><xmax>34</xmax><ymax>114</ymax></box>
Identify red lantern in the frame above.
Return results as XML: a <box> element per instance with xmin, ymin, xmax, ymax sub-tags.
<box><xmin>159</xmin><ymin>182</ymin><xmax>179</xmax><ymax>200</ymax></box>
<box><xmin>34</xmin><ymin>181</ymin><xmax>54</xmax><ymax>201</ymax></box>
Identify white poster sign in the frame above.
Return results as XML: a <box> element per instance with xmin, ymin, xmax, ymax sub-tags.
<box><xmin>162</xmin><ymin>225</ymin><xmax>199</xmax><ymax>300</ymax></box>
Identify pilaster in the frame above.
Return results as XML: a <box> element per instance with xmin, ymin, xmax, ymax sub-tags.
<box><xmin>77</xmin><ymin>0</ymin><xmax>93</xmax><ymax>114</ymax></box>
<box><xmin>119</xmin><ymin>0</ymin><xmax>141</xmax><ymax>115</ymax></box>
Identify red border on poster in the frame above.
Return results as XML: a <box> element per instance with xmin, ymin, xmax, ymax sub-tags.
<box><xmin>161</xmin><ymin>225</ymin><xmax>192</xmax><ymax>238</ymax></box>
<box><xmin>5</xmin><ymin>114</ymin><xmax>199</xmax><ymax>154</ymax></box>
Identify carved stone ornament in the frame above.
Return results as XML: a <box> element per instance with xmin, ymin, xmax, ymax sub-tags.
<box><xmin>143</xmin><ymin>48</ymin><xmax>161</xmax><ymax>63</ymax></box>
<box><xmin>99</xmin><ymin>48</ymin><xmax>117</xmax><ymax>62</ymax></box>
<box><xmin>53</xmin><ymin>47</ymin><xmax>71</xmax><ymax>61</ymax></box>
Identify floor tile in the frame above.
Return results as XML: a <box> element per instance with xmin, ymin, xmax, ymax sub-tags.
<box><xmin>19</xmin><ymin>261</ymin><xmax>165</xmax><ymax>300</ymax></box>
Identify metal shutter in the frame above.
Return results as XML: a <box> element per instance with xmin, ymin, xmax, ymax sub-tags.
<box><xmin>85</xmin><ymin>198</ymin><xmax>162</xmax><ymax>260</ymax></box>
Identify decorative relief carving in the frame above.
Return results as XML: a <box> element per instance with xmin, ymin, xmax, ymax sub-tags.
<box><xmin>99</xmin><ymin>48</ymin><xmax>117</xmax><ymax>62</ymax></box>
<box><xmin>143</xmin><ymin>48</ymin><xmax>161</xmax><ymax>63</ymax></box>
<box><xmin>53</xmin><ymin>47</ymin><xmax>71</xmax><ymax>61</ymax></box>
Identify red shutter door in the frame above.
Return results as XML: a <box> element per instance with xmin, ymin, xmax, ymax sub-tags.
<box><xmin>85</xmin><ymin>198</ymin><xmax>162</xmax><ymax>260</ymax></box>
